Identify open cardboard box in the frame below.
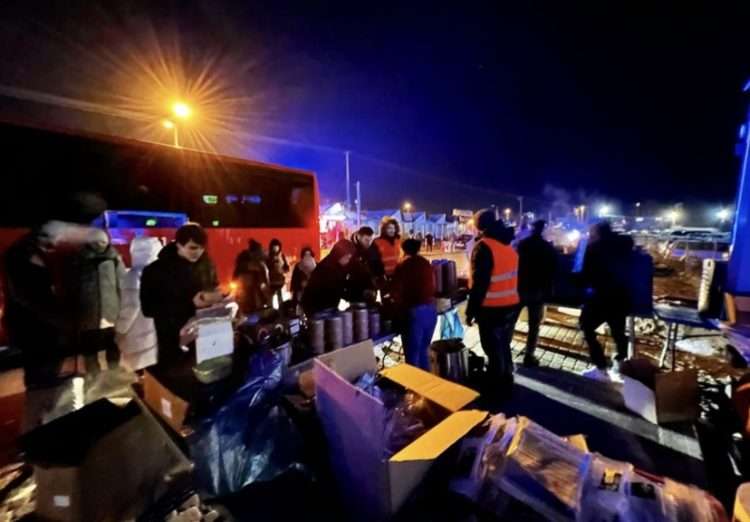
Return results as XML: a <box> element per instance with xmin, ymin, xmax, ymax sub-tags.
<box><xmin>314</xmin><ymin>340</ymin><xmax>487</xmax><ymax>521</ymax></box>
<box><xmin>23</xmin><ymin>397</ymin><xmax>192</xmax><ymax>522</ymax></box>
<box><xmin>621</xmin><ymin>359</ymin><xmax>698</xmax><ymax>424</ymax></box>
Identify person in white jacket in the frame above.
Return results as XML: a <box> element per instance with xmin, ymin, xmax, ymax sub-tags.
<box><xmin>116</xmin><ymin>237</ymin><xmax>162</xmax><ymax>371</ymax></box>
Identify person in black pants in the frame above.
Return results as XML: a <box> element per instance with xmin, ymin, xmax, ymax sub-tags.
<box><xmin>579</xmin><ymin>222</ymin><xmax>634</xmax><ymax>382</ymax></box>
<box><xmin>516</xmin><ymin>220</ymin><xmax>557</xmax><ymax>367</ymax></box>
<box><xmin>466</xmin><ymin>210</ymin><xmax>520</xmax><ymax>399</ymax></box>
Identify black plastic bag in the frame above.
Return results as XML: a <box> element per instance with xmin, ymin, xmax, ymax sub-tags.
<box><xmin>188</xmin><ymin>348</ymin><xmax>305</xmax><ymax>497</ymax></box>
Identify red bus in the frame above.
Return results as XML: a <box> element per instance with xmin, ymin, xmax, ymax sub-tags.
<box><xmin>0</xmin><ymin>120</ymin><xmax>320</xmax><ymax>343</ymax></box>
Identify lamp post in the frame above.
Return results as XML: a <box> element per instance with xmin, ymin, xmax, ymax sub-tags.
<box><xmin>163</xmin><ymin>101</ymin><xmax>192</xmax><ymax>148</ymax></box>
<box><xmin>504</xmin><ymin>207</ymin><xmax>511</xmax><ymax>222</ymax></box>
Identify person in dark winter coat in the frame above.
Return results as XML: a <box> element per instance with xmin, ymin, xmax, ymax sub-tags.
<box><xmin>266</xmin><ymin>238</ymin><xmax>290</xmax><ymax>308</ymax></box>
<box><xmin>233</xmin><ymin>239</ymin><xmax>272</xmax><ymax>314</ymax></box>
<box><xmin>347</xmin><ymin>227</ymin><xmax>383</xmax><ymax>304</ymax></box>
<box><xmin>141</xmin><ymin>223</ymin><xmax>221</xmax><ymax>372</ymax></box>
<box><xmin>290</xmin><ymin>247</ymin><xmax>316</xmax><ymax>307</ymax></box>
<box><xmin>515</xmin><ymin>220</ymin><xmax>557</xmax><ymax>367</ymax></box>
<box><xmin>66</xmin><ymin>229</ymin><xmax>124</xmax><ymax>374</ymax></box>
<box><xmin>466</xmin><ymin>210</ymin><xmax>520</xmax><ymax>398</ymax></box>
<box><xmin>391</xmin><ymin>239</ymin><xmax>437</xmax><ymax>370</ymax></box>
<box><xmin>302</xmin><ymin>239</ymin><xmax>357</xmax><ymax>317</ymax></box>
<box><xmin>580</xmin><ymin>221</ymin><xmax>636</xmax><ymax>381</ymax></box>
<box><xmin>3</xmin><ymin>226</ymin><xmax>65</xmax><ymax>389</ymax></box>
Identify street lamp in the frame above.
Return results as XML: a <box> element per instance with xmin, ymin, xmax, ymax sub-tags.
<box><xmin>403</xmin><ymin>201</ymin><xmax>412</xmax><ymax>212</ymax></box>
<box><xmin>163</xmin><ymin>101</ymin><xmax>192</xmax><ymax>148</ymax></box>
<box><xmin>717</xmin><ymin>208</ymin><xmax>730</xmax><ymax>223</ymax></box>
<box><xmin>504</xmin><ymin>208</ymin><xmax>512</xmax><ymax>221</ymax></box>
<box><xmin>172</xmin><ymin>101</ymin><xmax>192</xmax><ymax>119</ymax></box>
<box><xmin>635</xmin><ymin>201</ymin><xmax>641</xmax><ymax>218</ymax></box>
<box><xmin>598</xmin><ymin>204</ymin><xmax>611</xmax><ymax>218</ymax></box>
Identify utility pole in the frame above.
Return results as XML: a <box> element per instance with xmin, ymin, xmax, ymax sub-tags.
<box><xmin>355</xmin><ymin>181</ymin><xmax>362</xmax><ymax>227</ymax></box>
<box><xmin>345</xmin><ymin>151</ymin><xmax>351</xmax><ymax>211</ymax></box>
<box><xmin>517</xmin><ymin>196</ymin><xmax>524</xmax><ymax>219</ymax></box>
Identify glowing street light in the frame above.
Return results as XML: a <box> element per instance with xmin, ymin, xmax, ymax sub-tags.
<box><xmin>598</xmin><ymin>204</ymin><xmax>611</xmax><ymax>218</ymax></box>
<box><xmin>172</xmin><ymin>101</ymin><xmax>192</xmax><ymax>120</ymax></box>
<box><xmin>717</xmin><ymin>208</ymin><xmax>731</xmax><ymax>223</ymax></box>
<box><xmin>403</xmin><ymin>201</ymin><xmax>413</xmax><ymax>212</ymax></box>
<box><xmin>162</xmin><ymin>101</ymin><xmax>193</xmax><ymax>148</ymax></box>
<box><xmin>504</xmin><ymin>208</ymin><xmax>512</xmax><ymax>221</ymax></box>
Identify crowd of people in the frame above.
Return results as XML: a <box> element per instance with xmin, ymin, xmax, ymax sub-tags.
<box><xmin>4</xmin><ymin>208</ymin><xmax>638</xmax><ymax>425</ymax></box>
<box><xmin>467</xmin><ymin>208</ymin><xmax>638</xmax><ymax>399</ymax></box>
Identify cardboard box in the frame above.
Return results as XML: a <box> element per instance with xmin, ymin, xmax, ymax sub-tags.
<box><xmin>314</xmin><ymin>340</ymin><xmax>486</xmax><ymax>521</ymax></box>
<box><xmin>143</xmin><ymin>371</ymin><xmax>192</xmax><ymax>434</ymax></box>
<box><xmin>23</xmin><ymin>397</ymin><xmax>192</xmax><ymax>522</ymax></box>
<box><xmin>622</xmin><ymin>369</ymin><xmax>699</xmax><ymax>424</ymax></box>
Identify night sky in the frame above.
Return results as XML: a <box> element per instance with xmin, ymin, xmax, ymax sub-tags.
<box><xmin>1</xmin><ymin>1</ymin><xmax>749</xmax><ymax>216</ymax></box>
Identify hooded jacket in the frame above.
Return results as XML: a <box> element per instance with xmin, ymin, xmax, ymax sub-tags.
<box><xmin>582</xmin><ymin>230</ymin><xmax>635</xmax><ymax>306</ymax></box>
<box><xmin>67</xmin><ymin>239</ymin><xmax>124</xmax><ymax>335</ymax></box>
<box><xmin>115</xmin><ymin>237</ymin><xmax>161</xmax><ymax>370</ymax></box>
<box><xmin>3</xmin><ymin>233</ymin><xmax>65</xmax><ymax>388</ymax></box>
<box><xmin>517</xmin><ymin>231</ymin><xmax>558</xmax><ymax>301</ymax></box>
<box><xmin>234</xmin><ymin>241</ymin><xmax>272</xmax><ymax>313</ymax></box>
<box><xmin>347</xmin><ymin>233</ymin><xmax>384</xmax><ymax>302</ymax></box>
<box><xmin>290</xmin><ymin>253</ymin><xmax>316</xmax><ymax>301</ymax></box>
<box><xmin>467</xmin><ymin>221</ymin><xmax>517</xmax><ymax>319</ymax></box>
<box><xmin>266</xmin><ymin>239</ymin><xmax>290</xmax><ymax>290</ymax></box>
<box><xmin>302</xmin><ymin>240</ymin><xmax>357</xmax><ymax>316</ymax></box>
<box><xmin>141</xmin><ymin>241</ymin><xmax>218</xmax><ymax>366</ymax></box>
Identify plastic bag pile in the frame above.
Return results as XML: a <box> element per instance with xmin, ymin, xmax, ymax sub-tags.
<box><xmin>188</xmin><ymin>348</ymin><xmax>305</xmax><ymax>498</ymax></box>
<box><xmin>452</xmin><ymin>414</ymin><xmax>729</xmax><ymax>522</ymax></box>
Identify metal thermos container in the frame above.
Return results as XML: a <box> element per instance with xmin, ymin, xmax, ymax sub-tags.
<box><xmin>368</xmin><ymin>310</ymin><xmax>381</xmax><ymax>339</ymax></box>
<box><xmin>429</xmin><ymin>339</ymin><xmax>470</xmax><ymax>383</ymax></box>
<box><xmin>432</xmin><ymin>261</ymin><xmax>444</xmax><ymax>295</ymax></box>
<box><xmin>325</xmin><ymin>316</ymin><xmax>344</xmax><ymax>351</ymax></box>
<box><xmin>310</xmin><ymin>318</ymin><xmax>325</xmax><ymax>355</ymax></box>
<box><xmin>341</xmin><ymin>310</ymin><xmax>353</xmax><ymax>347</ymax></box>
<box><xmin>353</xmin><ymin>309</ymin><xmax>369</xmax><ymax>342</ymax></box>
<box><xmin>442</xmin><ymin>261</ymin><xmax>457</xmax><ymax>295</ymax></box>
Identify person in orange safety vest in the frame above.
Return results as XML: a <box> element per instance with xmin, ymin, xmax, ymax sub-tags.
<box><xmin>466</xmin><ymin>209</ymin><xmax>520</xmax><ymax>399</ymax></box>
<box><xmin>373</xmin><ymin>217</ymin><xmax>402</xmax><ymax>278</ymax></box>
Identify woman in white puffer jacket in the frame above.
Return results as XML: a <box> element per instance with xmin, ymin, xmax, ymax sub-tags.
<box><xmin>115</xmin><ymin>237</ymin><xmax>162</xmax><ymax>370</ymax></box>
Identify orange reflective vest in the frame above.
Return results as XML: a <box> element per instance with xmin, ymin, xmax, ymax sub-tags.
<box><xmin>478</xmin><ymin>238</ymin><xmax>520</xmax><ymax>307</ymax></box>
<box><xmin>374</xmin><ymin>237</ymin><xmax>401</xmax><ymax>276</ymax></box>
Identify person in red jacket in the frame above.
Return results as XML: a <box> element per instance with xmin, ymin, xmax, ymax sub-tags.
<box><xmin>391</xmin><ymin>239</ymin><xmax>437</xmax><ymax>370</ymax></box>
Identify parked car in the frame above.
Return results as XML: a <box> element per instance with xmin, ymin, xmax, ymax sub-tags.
<box><xmin>453</xmin><ymin>234</ymin><xmax>474</xmax><ymax>250</ymax></box>
<box><xmin>665</xmin><ymin>239</ymin><xmax>730</xmax><ymax>262</ymax></box>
